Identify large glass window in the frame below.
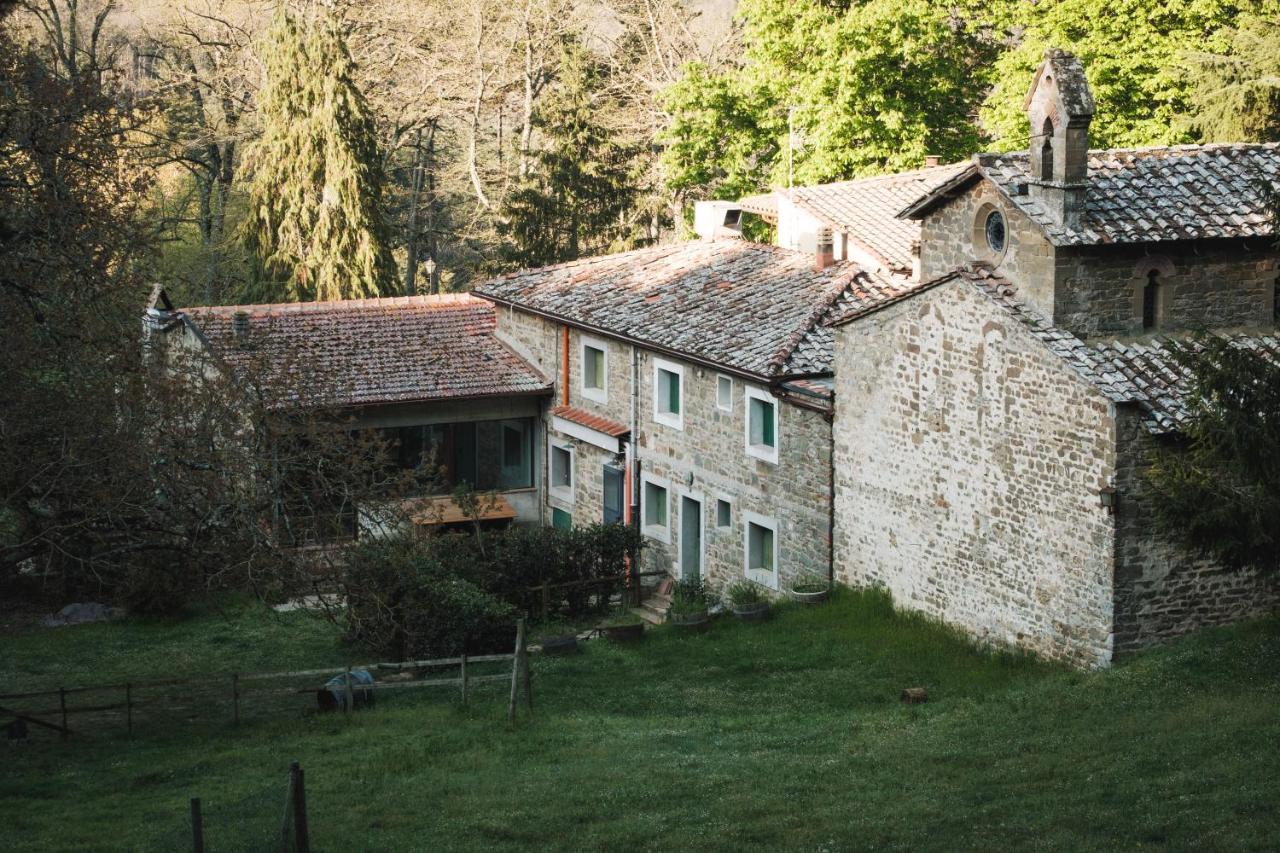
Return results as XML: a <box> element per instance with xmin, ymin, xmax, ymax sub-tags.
<box><xmin>745</xmin><ymin>387</ymin><xmax>779</xmax><ymax>463</ymax></box>
<box><xmin>748</xmin><ymin>522</ymin><xmax>774</xmax><ymax>573</ymax></box>
<box><xmin>643</xmin><ymin>480</ymin><xmax>668</xmax><ymax>531</ymax></box>
<box><xmin>382</xmin><ymin>417</ymin><xmax>535</xmax><ymax>493</ymax></box>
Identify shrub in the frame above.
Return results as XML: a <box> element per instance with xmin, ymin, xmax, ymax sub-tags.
<box><xmin>725</xmin><ymin>580</ymin><xmax>765</xmax><ymax>608</ymax></box>
<box><xmin>343</xmin><ymin>532</ymin><xmax>515</xmax><ymax>660</ymax></box>
<box><xmin>670</xmin><ymin>576</ymin><xmax>708</xmax><ymax>615</ymax></box>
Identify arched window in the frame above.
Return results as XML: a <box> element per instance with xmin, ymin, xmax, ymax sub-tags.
<box><xmin>1142</xmin><ymin>270</ymin><xmax>1161</xmax><ymax>330</ymax></box>
<box><xmin>1039</xmin><ymin>118</ymin><xmax>1055</xmax><ymax>179</ymax></box>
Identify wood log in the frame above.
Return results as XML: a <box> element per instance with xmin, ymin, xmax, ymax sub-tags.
<box><xmin>900</xmin><ymin>687</ymin><xmax>928</xmax><ymax>704</ymax></box>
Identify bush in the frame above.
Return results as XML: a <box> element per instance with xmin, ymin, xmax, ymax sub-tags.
<box><xmin>725</xmin><ymin>580</ymin><xmax>765</xmax><ymax>608</ymax></box>
<box><xmin>670</xmin><ymin>576</ymin><xmax>708</xmax><ymax>615</ymax></box>
<box><xmin>343</xmin><ymin>533</ymin><xmax>515</xmax><ymax>660</ymax></box>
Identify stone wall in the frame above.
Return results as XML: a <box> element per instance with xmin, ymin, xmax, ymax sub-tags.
<box><xmin>832</xmin><ymin>279</ymin><xmax>1118</xmax><ymax>667</ymax></box>
<box><xmin>1111</xmin><ymin>409</ymin><xmax>1280</xmax><ymax>656</ymax></box>
<box><xmin>1054</xmin><ymin>240</ymin><xmax>1277</xmax><ymax>340</ymax></box>
<box><xmin>918</xmin><ymin>181</ymin><xmax>1058</xmax><ymax>319</ymax></box>
<box><xmin>492</xmin><ymin>306</ymin><xmax>833</xmax><ymax>594</ymax></box>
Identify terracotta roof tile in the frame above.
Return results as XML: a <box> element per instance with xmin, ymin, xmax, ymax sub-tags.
<box><xmin>474</xmin><ymin>240</ymin><xmax>890</xmax><ymax>379</ymax></box>
<box><xmin>786</xmin><ymin>163</ymin><xmax>969</xmax><ymax>273</ymax></box>
<box><xmin>550</xmin><ymin>405</ymin><xmax>630</xmax><ymax>437</ymax></box>
<box><xmin>902</xmin><ymin>144</ymin><xmax>1280</xmax><ymax>246</ymax></box>
<box><xmin>183</xmin><ymin>293</ymin><xmax>550</xmax><ymax>408</ymax></box>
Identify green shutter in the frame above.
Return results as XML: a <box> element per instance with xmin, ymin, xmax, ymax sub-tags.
<box><xmin>762</xmin><ymin>402</ymin><xmax>775</xmax><ymax>447</ymax></box>
<box><xmin>669</xmin><ymin>372</ymin><xmax>680</xmax><ymax>415</ymax></box>
<box><xmin>552</xmin><ymin>507</ymin><xmax>572</xmax><ymax>530</ymax></box>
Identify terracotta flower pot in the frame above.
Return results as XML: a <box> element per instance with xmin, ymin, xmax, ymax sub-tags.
<box><xmin>669</xmin><ymin>609</ymin><xmax>709</xmax><ymax>630</ymax></box>
<box><xmin>790</xmin><ymin>586</ymin><xmax>829</xmax><ymax>605</ymax></box>
<box><xmin>732</xmin><ymin>601</ymin><xmax>770</xmax><ymax>622</ymax></box>
<box><xmin>604</xmin><ymin>622</ymin><xmax>645</xmax><ymax>642</ymax></box>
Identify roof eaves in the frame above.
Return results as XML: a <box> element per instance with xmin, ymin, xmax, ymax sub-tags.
<box><xmin>896</xmin><ymin>162</ymin><xmax>983</xmax><ymax>220</ymax></box>
<box><xmin>825</xmin><ymin>271</ymin><xmax>958</xmax><ymax>328</ymax></box>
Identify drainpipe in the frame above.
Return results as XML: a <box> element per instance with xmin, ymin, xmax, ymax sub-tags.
<box><xmin>629</xmin><ymin>344</ymin><xmax>641</xmax><ymax>601</ymax></box>
<box><xmin>560</xmin><ymin>326</ymin><xmax>570</xmax><ymax>407</ymax></box>
<box><xmin>826</xmin><ymin>408</ymin><xmax>835</xmax><ymax>592</ymax></box>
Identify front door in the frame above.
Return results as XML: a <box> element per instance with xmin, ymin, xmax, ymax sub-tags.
<box><xmin>680</xmin><ymin>495</ymin><xmax>702</xmax><ymax>581</ymax></box>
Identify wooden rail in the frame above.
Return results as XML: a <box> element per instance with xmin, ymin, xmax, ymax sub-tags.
<box><xmin>1</xmin><ymin>620</ymin><xmax>534</xmax><ymax>741</ymax></box>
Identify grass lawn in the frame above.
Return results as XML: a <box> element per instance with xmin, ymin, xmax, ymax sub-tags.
<box><xmin>3</xmin><ymin>588</ymin><xmax>1279</xmax><ymax>851</ymax></box>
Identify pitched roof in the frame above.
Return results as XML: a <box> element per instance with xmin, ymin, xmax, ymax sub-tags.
<box><xmin>181</xmin><ymin>293</ymin><xmax>550</xmax><ymax>408</ymax></box>
<box><xmin>901</xmin><ymin>144</ymin><xmax>1280</xmax><ymax>246</ymax></box>
<box><xmin>785</xmin><ymin>163</ymin><xmax>969</xmax><ymax>274</ymax></box>
<box><xmin>550</xmin><ymin>405</ymin><xmax>630</xmax><ymax>438</ymax></box>
<box><xmin>474</xmin><ymin>240</ymin><xmax>887</xmax><ymax>379</ymax></box>
<box><xmin>940</xmin><ymin>267</ymin><xmax>1280</xmax><ymax>435</ymax></box>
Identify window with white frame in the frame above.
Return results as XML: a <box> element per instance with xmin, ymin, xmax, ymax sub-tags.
<box><xmin>550</xmin><ymin>442</ymin><xmax>574</xmax><ymax>504</ymax></box>
<box><xmin>743</xmin><ymin>511</ymin><xmax>778</xmax><ymax>589</ymax></box>
<box><xmin>744</xmin><ymin>386</ymin><xmax>779</xmax><ymax>463</ymax></box>
<box><xmin>716</xmin><ymin>374</ymin><xmax>733</xmax><ymax>411</ymax></box>
<box><xmin>653</xmin><ymin>358</ymin><xmax>683</xmax><ymax>429</ymax></box>
<box><xmin>641</xmin><ymin>476</ymin><xmax>670</xmax><ymax>542</ymax></box>
<box><xmin>581</xmin><ymin>337</ymin><xmax>608</xmax><ymax>403</ymax></box>
<box><xmin>716</xmin><ymin>498</ymin><xmax>732</xmax><ymax>528</ymax></box>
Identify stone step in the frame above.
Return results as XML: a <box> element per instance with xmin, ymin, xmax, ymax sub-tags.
<box><xmin>632</xmin><ymin>606</ymin><xmax>665</xmax><ymax>625</ymax></box>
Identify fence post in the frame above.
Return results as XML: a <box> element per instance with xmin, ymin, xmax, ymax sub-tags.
<box><xmin>190</xmin><ymin>797</ymin><xmax>204</xmax><ymax>853</ymax></box>
<box><xmin>521</xmin><ymin>621</ymin><xmax>533</xmax><ymax>714</ymax></box>
<box><xmin>460</xmin><ymin>653</ymin><xmax>468</xmax><ymax>706</ymax></box>
<box><xmin>290</xmin><ymin>762</ymin><xmax>310</xmax><ymax>853</ymax></box>
<box><xmin>126</xmin><ymin>683</ymin><xmax>133</xmax><ymax>738</ymax></box>
<box><xmin>232</xmin><ymin>674</ymin><xmax>240</xmax><ymax>726</ymax></box>
<box><xmin>279</xmin><ymin>764</ymin><xmax>296</xmax><ymax>851</ymax></box>
<box><xmin>507</xmin><ymin>618</ymin><xmax>526</xmax><ymax>723</ymax></box>
<box><xmin>58</xmin><ymin>687</ymin><xmax>67</xmax><ymax>739</ymax></box>
<box><xmin>540</xmin><ymin>584</ymin><xmax>550</xmax><ymax>622</ymax></box>
<box><xmin>343</xmin><ymin>666</ymin><xmax>353</xmax><ymax>715</ymax></box>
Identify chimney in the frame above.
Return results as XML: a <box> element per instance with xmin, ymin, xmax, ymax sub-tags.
<box><xmin>815</xmin><ymin>227</ymin><xmax>834</xmax><ymax>272</ymax></box>
<box><xmin>911</xmin><ymin>239</ymin><xmax>922</xmax><ymax>281</ymax></box>
<box><xmin>924</xmin><ymin>155</ymin><xmax>941</xmax><ymax>167</ymax></box>
<box><xmin>232</xmin><ymin>310</ymin><xmax>251</xmax><ymax>345</ymax></box>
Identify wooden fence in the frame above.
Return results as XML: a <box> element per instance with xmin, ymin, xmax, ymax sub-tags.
<box><xmin>0</xmin><ymin>619</ymin><xmax>533</xmax><ymax>741</ymax></box>
<box><xmin>527</xmin><ymin>569</ymin><xmax>668</xmax><ymax>621</ymax></box>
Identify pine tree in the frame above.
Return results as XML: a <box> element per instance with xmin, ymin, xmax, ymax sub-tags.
<box><xmin>240</xmin><ymin>6</ymin><xmax>396</xmax><ymax>302</ymax></box>
<box><xmin>500</xmin><ymin>43</ymin><xmax>639</xmax><ymax>269</ymax></box>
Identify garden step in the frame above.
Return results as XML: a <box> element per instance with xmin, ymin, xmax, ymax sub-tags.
<box><xmin>632</xmin><ymin>606</ymin><xmax>665</xmax><ymax>625</ymax></box>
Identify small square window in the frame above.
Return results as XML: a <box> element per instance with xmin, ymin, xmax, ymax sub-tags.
<box><xmin>581</xmin><ymin>338</ymin><xmax>607</xmax><ymax>402</ymax></box>
<box><xmin>716</xmin><ymin>375</ymin><xmax>732</xmax><ymax>411</ymax></box>
<box><xmin>653</xmin><ymin>358</ymin><xmax>684</xmax><ymax>429</ymax></box>
<box><xmin>550</xmin><ymin>444</ymin><xmax>574</xmax><ymax>504</ymax></box>
<box><xmin>748</xmin><ymin>522</ymin><xmax>774</xmax><ymax>573</ymax></box>
<box><xmin>643</xmin><ymin>479</ymin><xmax>669</xmax><ymax>534</ymax></box>
<box><xmin>716</xmin><ymin>499</ymin><xmax>731</xmax><ymax>528</ymax></box>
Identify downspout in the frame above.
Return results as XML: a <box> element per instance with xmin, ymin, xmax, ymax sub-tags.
<box><xmin>826</xmin><ymin>407</ymin><xmax>835</xmax><ymax>593</ymax></box>
<box><xmin>560</xmin><ymin>326</ymin><xmax>570</xmax><ymax>407</ymax></box>
<box><xmin>628</xmin><ymin>344</ymin><xmax>641</xmax><ymax>600</ymax></box>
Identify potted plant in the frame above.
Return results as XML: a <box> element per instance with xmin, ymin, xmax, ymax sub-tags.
<box><xmin>668</xmin><ymin>577</ymin><xmax>710</xmax><ymax>630</ymax></box>
<box><xmin>725</xmin><ymin>580</ymin><xmax>770</xmax><ymax>622</ymax></box>
<box><xmin>602</xmin><ymin>610</ymin><xmax>645</xmax><ymax>642</ymax></box>
<box><xmin>789</xmin><ymin>571</ymin><xmax>830</xmax><ymax>605</ymax></box>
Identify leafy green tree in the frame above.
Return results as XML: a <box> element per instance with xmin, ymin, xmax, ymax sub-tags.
<box><xmin>500</xmin><ymin>43</ymin><xmax>640</xmax><ymax>269</ymax></box>
<box><xmin>240</xmin><ymin>6</ymin><xmax>396</xmax><ymax>302</ymax></box>
<box><xmin>1144</xmin><ymin>336</ymin><xmax>1280</xmax><ymax>574</ymax></box>
<box><xmin>660</xmin><ymin>0</ymin><xmax>997</xmax><ymax>200</ymax></box>
<box><xmin>979</xmin><ymin>0</ymin><xmax>1270</xmax><ymax>150</ymax></box>
<box><xmin>1183</xmin><ymin>11</ymin><xmax>1280</xmax><ymax>143</ymax></box>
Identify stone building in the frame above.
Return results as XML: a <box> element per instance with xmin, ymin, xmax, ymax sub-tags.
<box><xmin>828</xmin><ymin>49</ymin><xmax>1280</xmax><ymax>666</ymax></box>
<box><xmin>473</xmin><ymin>238</ymin><xmax>900</xmax><ymax>593</ymax></box>
<box><xmin>146</xmin><ymin>291</ymin><xmax>552</xmax><ymax>530</ymax></box>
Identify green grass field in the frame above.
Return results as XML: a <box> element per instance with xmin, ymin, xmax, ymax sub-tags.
<box><xmin>3</xmin><ymin>589</ymin><xmax>1279</xmax><ymax>851</ymax></box>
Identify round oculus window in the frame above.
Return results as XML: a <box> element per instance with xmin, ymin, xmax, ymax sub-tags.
<box><xmin>984</xmin><ymin>210</ymin><xmax>1006</xmax><ymax>254</ymax></box>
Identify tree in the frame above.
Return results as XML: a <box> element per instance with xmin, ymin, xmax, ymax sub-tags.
<box><xmin>978</xmin><ymin>0</ymin><xmax>1269</xmax><ymax>150</ymax></box>
<box><xmin>660</xmin><ymin>0</ymin><xmax>996</xmax><ymax>203</ymax></box>
<box><xmin>239</xmin><ymin>5</ymin><xmax>396</xmax><ymax>302</ymax></box>
<box><xmin>500</xmin><ymin>42</ymin><xmax>640</xmax><ymax>268</ymax></box>
<box><xmin>1183</xmin><ymin>11</ymin><xmax>1280</xmax><ymax>143</ymax></box>
<box><xmin>1144</xmin><ymin>336</ymin><xmax>1280</xmax><ymax>575</ymax></box>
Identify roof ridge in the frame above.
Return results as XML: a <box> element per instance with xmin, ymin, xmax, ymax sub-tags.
<box><xmin>185</xmin><ymin>292</ymin><xmax>482</xmax><ymax>314</ymax></box>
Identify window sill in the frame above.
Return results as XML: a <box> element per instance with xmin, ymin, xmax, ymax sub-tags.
<box><xmin>745</xmin><ymin>568</ymin><xmax>778</xmax><ymax>590</ymax></box>
<box><xmin>642</xmin><ymin>525</ymin><xmax>670</xmax><ymax>544</ymax></box>
<box><xmin>653</xmin><ymin>412</ymin><xmax>683</xmax><ymax>431</ymax></box>
<box><xmin>745</xmin><ymin>444</ymin><xmax>778</xmax><ymax>464</ymax></box>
